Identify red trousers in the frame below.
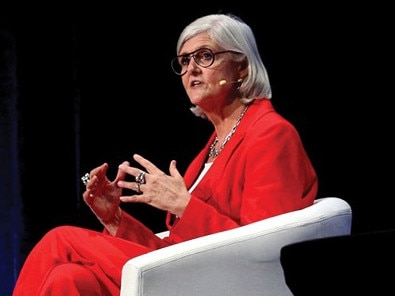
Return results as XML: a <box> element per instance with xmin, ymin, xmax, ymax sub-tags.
<box><xmin>12</xmin><ymin>226</ymin><xmax>154</xmax><ymax>295</ymax></box>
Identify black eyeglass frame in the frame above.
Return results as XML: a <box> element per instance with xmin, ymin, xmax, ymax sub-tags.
<box><xmin>170</xmin><ymin>47</ymin><xmax>242</xmax><ymax>76</ymax></box>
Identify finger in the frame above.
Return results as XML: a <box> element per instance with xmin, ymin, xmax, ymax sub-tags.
<box><xmin>91</xmin><ymin>163</ymin><xmax>109</xmax><ymax>177</ymax></box>
<box><xmin>117</xmin><ymin>163</ymin><xmax>142</xmax><ymax>179</ymax></box>
<box><xmin>114</xmin><ymin>161</ymin><xmax>129</xmax><ymax>183</ymax></box>
<box><xmin>118</xmin><ymin>181</ymin><xmax>141</xmax><ymax>194</ymax></box>
<box><xmin>81</xmin><ymin>163</ymin><xmax>107</xmax><ymax>187</ymax></box>
<box><xmin>120</xmin><ymin>195</ymin><xmax>143</xmax><ymax>203</ymax></box>
<box><xmin>169</xmin><ymin>160</ymin><xmax>182</xmax><ymax>179</ymax></box>
<box><xmin>133</xmin><ymin>154</ymin><xmax>163</xmax><ymax>174</ymax></box>
<box><xmin>134</xmin><ymin>182</ymin><xmax>142</xmax><ymax>193</ymax></box>
<box><xmin>120</xmin><ymin>192</ymin><xmax>146</xmax><ymax>203</ymax></box>
<box><xmin>82</xmin><ymin>189</ymin><xmax>95</xmax><ymax>204</ymax></box>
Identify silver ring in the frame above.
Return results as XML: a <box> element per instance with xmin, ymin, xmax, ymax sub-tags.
<box><xmin>135</xmin><ymin>182</ymin><xmax>141</xmax><ymax>193</ymax></box>
<box><xmin>135</xmin><ymin>171</ymin><xmax>146</xmax><ymax>184</ymax></box>
<box><xmin>81</xmin><ymin>173</ymin><xmax>90</xmax><ymax>185</ymax></box>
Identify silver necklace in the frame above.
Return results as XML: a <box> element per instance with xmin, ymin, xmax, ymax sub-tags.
<box><xmin>209</xmin><ymin>105</ymin><xmax>249</xmax><ymax>158</ymax></box>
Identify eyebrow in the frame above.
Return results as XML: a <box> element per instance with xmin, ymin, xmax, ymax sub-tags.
<box><xmin>177</xmin><ymin>46</ymin><xmax>214</xmax><ymax>56</ymax></box>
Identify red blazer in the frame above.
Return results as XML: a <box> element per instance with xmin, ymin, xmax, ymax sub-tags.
<box><xmin>115</xmin><ymin>99</ymin><xmax>318</xmax><ymax>249</ymax></box>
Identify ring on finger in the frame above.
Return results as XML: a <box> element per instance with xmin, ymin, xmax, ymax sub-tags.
<box><xmin>135</xmin><ymin>171</ymin><xmax>146</xmax><ymax>184</ymax></box>
<box><xmin>81</xmin><ymin>173</ymin><xmax>90</xmax><ymax>185</ymax></box>
<box><xmin>135</xmin><ymin>182</ymin><xmax>141</xmax><ymax>193</ymax></box>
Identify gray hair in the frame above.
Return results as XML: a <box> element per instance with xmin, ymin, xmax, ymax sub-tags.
<box><xmin>176</xmin><ymin>14</ymin><xmax>272</xmax><ymax>118</ymax></box>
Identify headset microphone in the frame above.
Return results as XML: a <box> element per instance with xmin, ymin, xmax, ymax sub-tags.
<box><xmin>218</xmin><ymin>78</ymin><xmax>243</xmax><ymax>86</ymax></box>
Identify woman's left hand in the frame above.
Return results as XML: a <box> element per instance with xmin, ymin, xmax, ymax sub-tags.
<box><xmin>117</xmin><ymin>154</ymin><xmax>191</xmax><ymax>217</ymax></box>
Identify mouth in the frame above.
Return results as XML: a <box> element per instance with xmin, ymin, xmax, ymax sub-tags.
<box><xmin>190</xmin><ymin>80</ymin><xmax>202</xmax><ymax>87</ymax></box>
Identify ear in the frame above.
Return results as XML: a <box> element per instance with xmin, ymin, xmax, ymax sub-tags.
<box><xmin>238</xmin><ymin>58</ymin><xmax>249</xmax><ymax>79</ymax></box>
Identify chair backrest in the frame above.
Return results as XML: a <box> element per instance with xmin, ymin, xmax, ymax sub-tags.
<box><xmin>121</xmin><ymin>197</ymin><xmax>352</xmax><ymax>296</ymax></box>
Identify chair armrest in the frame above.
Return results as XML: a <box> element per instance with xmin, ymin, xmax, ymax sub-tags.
<box><xmin>120</xmin><ymin>197</ymin><xmax>352</xmax><ymax>296</ymax></box>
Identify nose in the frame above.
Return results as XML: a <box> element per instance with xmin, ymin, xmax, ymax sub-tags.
<box><xmin>185</xmin><ymin>57</ymin><xmax>200</xmax><ymax>74</ymax></box>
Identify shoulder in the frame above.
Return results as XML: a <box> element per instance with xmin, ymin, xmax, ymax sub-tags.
<box><xmin>244</xmin><ymin>99</ymin><xmax>297</xmax><ymax>133</ymax></box>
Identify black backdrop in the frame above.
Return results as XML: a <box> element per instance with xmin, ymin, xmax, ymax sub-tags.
<box><xmin>2</xmin><ymin>3</ymin><xmax>394</xmax><ymax>292</ymax></box>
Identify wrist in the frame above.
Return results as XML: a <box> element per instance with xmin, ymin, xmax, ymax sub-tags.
<box><xmin>103</xmin><ymin>208</ymin><xmax>122</xmax><ymax>236</ymax></box>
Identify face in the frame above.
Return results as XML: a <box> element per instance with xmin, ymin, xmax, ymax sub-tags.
<box><xmin>177</xmin><ymin>33</ymin><xmax>243</xmax><ymax>110</ymax></box>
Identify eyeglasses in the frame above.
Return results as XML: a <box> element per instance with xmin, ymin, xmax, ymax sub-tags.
<box><xmin>171</xmin><ymin>48</ymin><xmax>241</xmax><ymax>76</ymax></box>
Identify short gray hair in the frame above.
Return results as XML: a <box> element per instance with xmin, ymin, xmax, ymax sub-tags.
<box><xmin>177</xmin><ymin>13</ymin><xmax>272</xmax><ymax>107</ymax></box>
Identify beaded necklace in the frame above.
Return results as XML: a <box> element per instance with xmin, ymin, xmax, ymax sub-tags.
<box><xmin>208</xmin><ymin>105</ymin><xmax>249</xmax><ymax>158</ymax></box>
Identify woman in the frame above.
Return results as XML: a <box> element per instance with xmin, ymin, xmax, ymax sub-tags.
<box><xmin>13</xmin><ymin>13</ymin><xmax>318</xmax><ymax>295</ymax></box>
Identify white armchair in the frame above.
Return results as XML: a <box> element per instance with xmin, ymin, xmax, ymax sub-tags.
<box><xmin>120</xmin><ymin>197</ymin><xmax>352</xmax><ymax>296</ymax></box>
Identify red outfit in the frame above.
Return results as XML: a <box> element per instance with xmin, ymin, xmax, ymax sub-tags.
<box><xmin>13</xmin><ymin>99</ymin><xmax>318</xmax><ymax>295</ymax></box>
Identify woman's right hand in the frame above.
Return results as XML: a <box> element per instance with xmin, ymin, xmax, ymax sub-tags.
<box><xmin>82</xmin><ymin>162</ymin><xmax>128</xmax><ymax>231</ymax></box>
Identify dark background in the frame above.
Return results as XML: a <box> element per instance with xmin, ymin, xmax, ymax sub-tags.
<box><xmin>1</xmin><ymin>3</ymin><xmax>394</xmax><ymax>295</ymax></box>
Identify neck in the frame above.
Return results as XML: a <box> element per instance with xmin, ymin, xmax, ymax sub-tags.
<box><xmin>209</xmin><ymin>105</ymin><xmax>249</xmax><ymax>158</ymax></box>
<box><xmin>213</xmin><ymin>104</ymin><xmax>247</xmax><ymax>138</ymax></box>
